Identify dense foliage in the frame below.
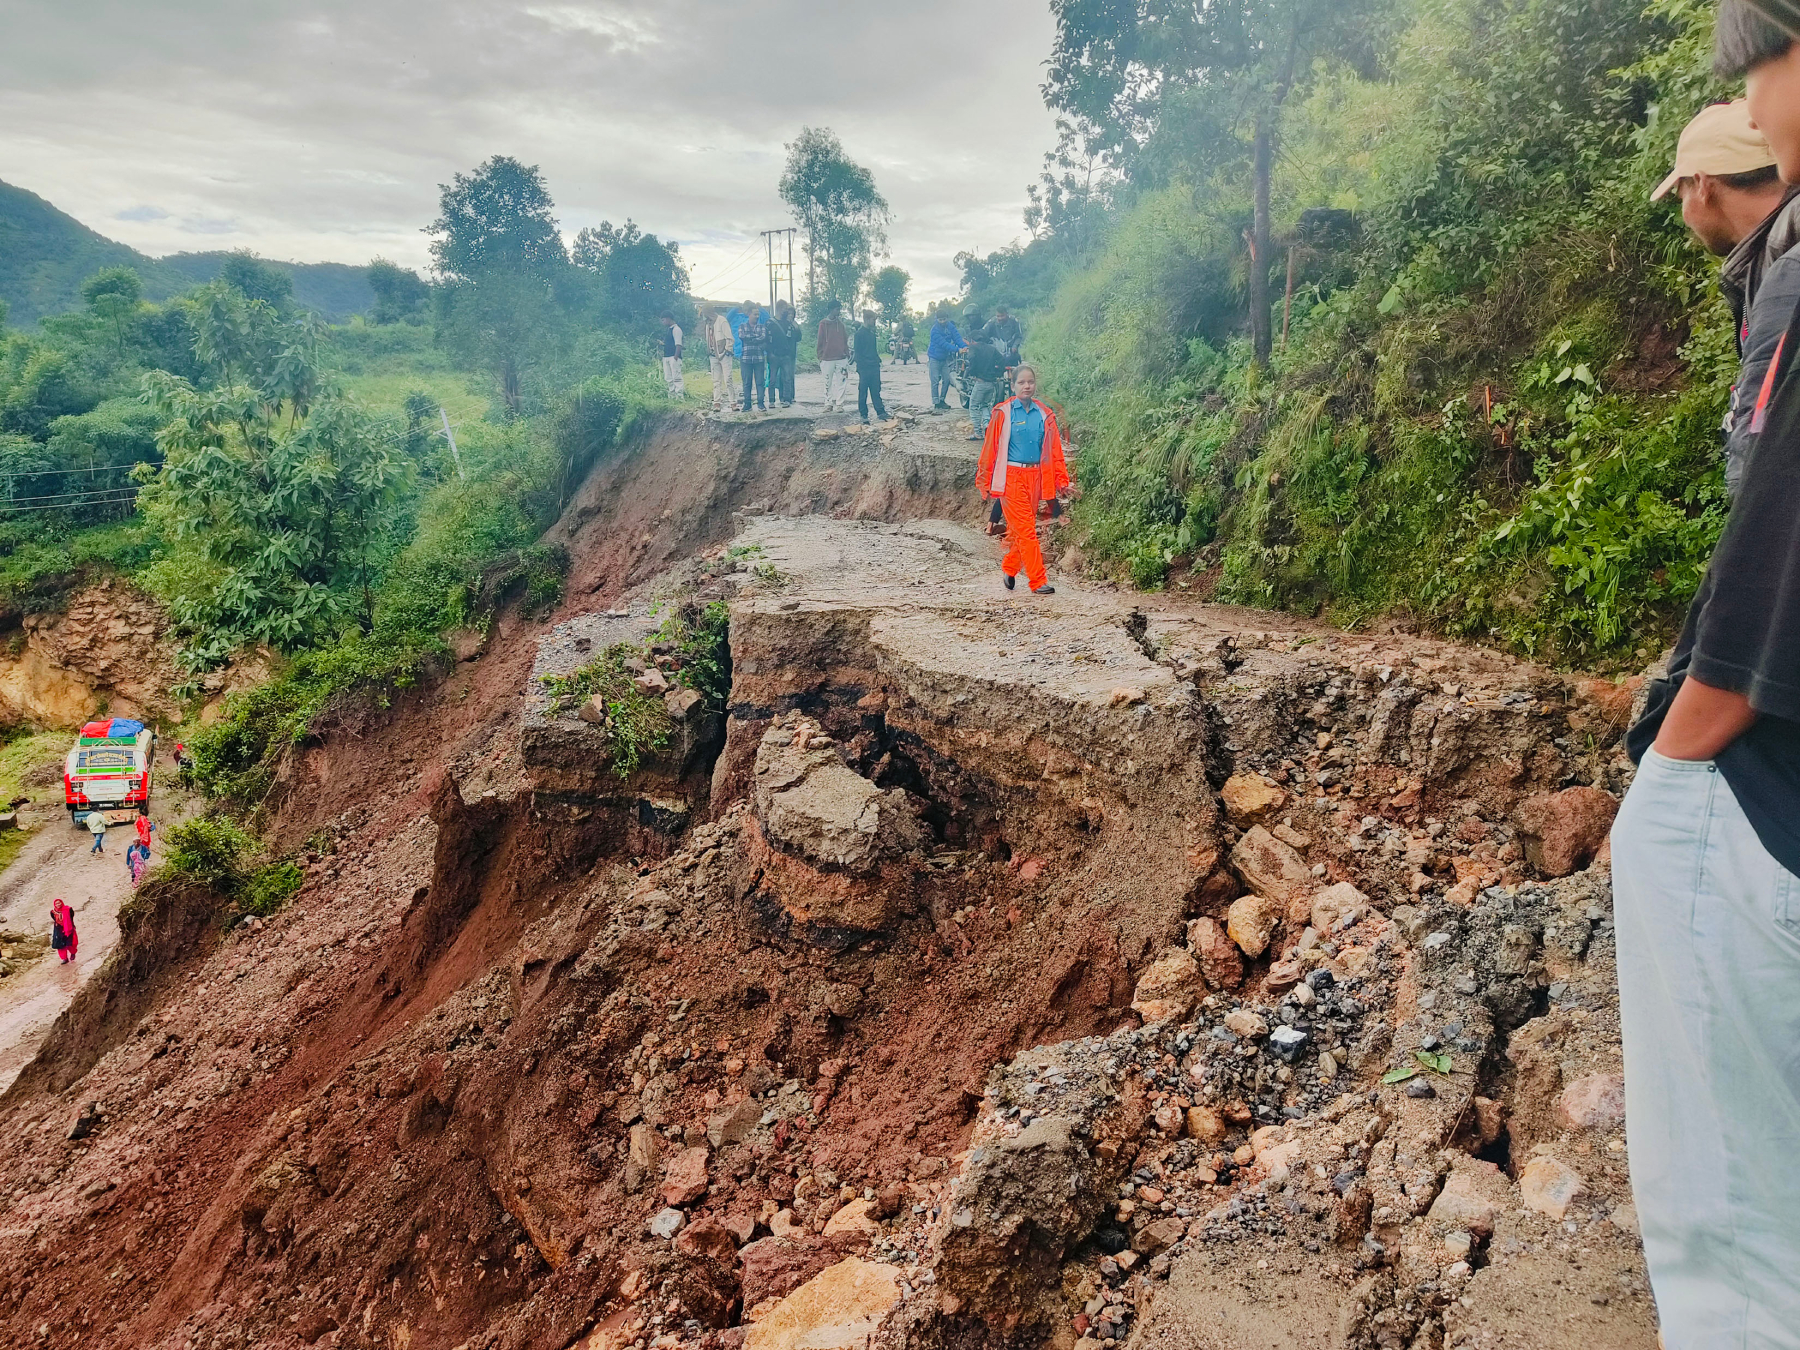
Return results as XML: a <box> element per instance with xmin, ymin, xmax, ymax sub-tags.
<box><xmin>988</xmin><ymin>0</ymin><xmax>1733</xmax><ymax>668</ymax></box>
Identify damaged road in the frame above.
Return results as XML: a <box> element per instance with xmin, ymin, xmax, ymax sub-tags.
<box><xmin>0</xmin><ymin>417</ymin><xmax>1652</xmax><ymax>1350</ymax></box>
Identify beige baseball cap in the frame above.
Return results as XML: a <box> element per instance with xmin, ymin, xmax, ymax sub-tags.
<box><xmin>1653</xmin><ymin>100</ymin><xmax>1778</xmax><ymax>200</ymax></box>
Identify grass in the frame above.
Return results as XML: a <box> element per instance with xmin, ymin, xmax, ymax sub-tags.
<box><xmin>0</xmin><ymin>729</ymin><xmax>69</xmax><ymax>807</ymax></box>
<box><xmin>0</xmin><ymin>826</ymin><xmax>31</xmax><ymax>881</ymax></box>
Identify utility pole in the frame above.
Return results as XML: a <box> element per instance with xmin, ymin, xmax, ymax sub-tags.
<box><xmin>439</xmin><ymin>407</ymin><xmax>465</xmax><ymax>481</ymax></box>
<box><xmin>762</xmin><ymin>227</ymin><xmax>796</xmax><ymax>312</ymax></box>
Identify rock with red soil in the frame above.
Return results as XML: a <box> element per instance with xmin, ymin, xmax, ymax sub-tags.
<box><xmin>1230</xmin><ymin>825</ymin><xmax>1313</xmax><ymax>909</ymax></box>
<box><xmin>1555</xmin><ymin>1072</ymin><xmax>1626</xmax><ymax>1131</ymax></box>
<box><xmin>1186</xmin><ymin>915</ymin><xmax>1244</xmax><ymax>989</ymax></box>
<box><xmin>1225</xmin><ymin>893</ymin><xmax>1282</xmax><ymax>959</ymax></box>
<box><xmin>739</xmin><ymin>1236</ymin><xmax>868</xmax><ymax>1309</ymax></box>
<box><xmin>1221</xmin><ymin>773</ymin><xmax>1286</xmax><ymax>825</ymax></box>
<box><xmin>707</xmin><ymin>1097</ymin><xmax>763</xmax><ymax>1148</ymax></box>
<box><xmin>1427</xmin><ymin>1157</ymin><xmax>1510</xmax><ymax>1238</ymax></box>
<box><xmin>1514</xmin><ymin>786</ymin><xmax>1619</xmax><ymax>877</ymax></box>
<box><xmin>1131</xmin><ymin>947</ymin><xmax>1203</xmax><ymax>1023</ymax></box>
<box><xmin>661</xmin><ymin>1145</ymin><xmax>711</xmax><ymax>1206</ymax></box>
<box><xmin>676</xmin><ymin>1216</ymin><xmax>741</xmax><ymax>1263</ymax></box>
<box><xmin>743</xmin><ymin>1256</ymin><xmax>901</xmax><ymax>1350</ymax></box>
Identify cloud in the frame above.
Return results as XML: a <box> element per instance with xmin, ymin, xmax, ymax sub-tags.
<box><xmin>522</xmin><ymin>4</ymin><xmax>661</xmax><ymax>53</ymax></box>
<box><xmin>115</xmin><ymin>205</ymin><xmax>170</xmax><ymax>222</ymax></box>
<box><xmin>179</xmin><ymin>216</ymin><xmax>240</xmax><ymax>236</ymax></box>
<box><xmin>0</xmin><ymin>0</ymin><xmax>1059</xmax><ymax>297</ymax></box>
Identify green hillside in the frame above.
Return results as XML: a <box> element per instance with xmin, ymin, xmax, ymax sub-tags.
<box><xmin>0</xmin><ymin>179</ymin><xmax>374</xmax><ymax>326</ymax></box>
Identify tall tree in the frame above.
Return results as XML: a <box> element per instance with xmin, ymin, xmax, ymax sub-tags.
<box><xmin>572</xmin><ymin>220</ymin><xmax>691</xmax><ymax>327</ymax></box>
<box><xmin>80</xmin><ymin>266</ymin><xmax>144</xmax><ymax>356</ymax></box>
<box><xmin>1045</xmin><ymin>0</ymin><xmax>1392</xmax><ymax>364</ymax></box>
<box><xmin>428</xmin><ymin>156</ymin><xmax>569</xmax><ymax>282</ymax></box>
<box><xmin>778</xmin><ymin>128</ymin><xmax>890</xmax><ymax>310</ymax></box>
<box><xmin>366</xmin><ymin>258</ymin><xmax>430</xmax><ymax>325</ymax></box>
<box><xmin>218</xmin><ymin>253</ymin><xmax>295</xmax><ymax>311</ymax></box>
<box><xmin>138</xmin><ymin>284</ymin><xmax>405</xmax><ymax>663</ymax></box>
<box><xmin>869</xmin><ymin>265</ymin><xmax>910</xmax><ymax>322</ymax></box>
<box><xmin>426</xmin><ymin>157</ymin><xmax>571</xmax><ymax>415</ymax></box>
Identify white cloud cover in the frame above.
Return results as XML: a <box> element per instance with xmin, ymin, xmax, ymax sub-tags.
<box><xmin>0</xmin><ymin>0</ymin><xmax>1061</xmax><ymax>299</ymax></box>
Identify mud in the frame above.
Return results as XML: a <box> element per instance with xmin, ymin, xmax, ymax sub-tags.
<box><xmin>0</xmin><ymin>411</ymin><xmax>1653</xmax><ymax>1350</ymax></box>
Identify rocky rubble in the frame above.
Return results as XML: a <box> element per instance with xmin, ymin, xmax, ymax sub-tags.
<box><xmin>0</xmin><ymin>495</ymin><xmax>1655</xmax><ymax>1350</ymax></box>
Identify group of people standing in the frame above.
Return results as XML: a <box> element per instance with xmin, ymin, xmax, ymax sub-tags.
<box><xmin>923</xmin><ymin>304</ymin><xmax>1024</xmax><ymax>441</ymax></box>
<box><xmin>681</xmin><ymin>301</ymin><xmax>804</xmax><ymax>414</ymax></box>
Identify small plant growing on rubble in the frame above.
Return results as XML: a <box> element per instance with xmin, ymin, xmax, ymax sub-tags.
<box><xmin>159</xmin><ymin>814</ymin><xmax>303</xmax><ymax>920</ymax></box>
<box><xmin>540</xmin><ymin>600</ymin><xmax>729</xmax><ymax>777</ymax></box>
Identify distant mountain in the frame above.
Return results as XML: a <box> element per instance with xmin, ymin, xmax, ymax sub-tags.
<box><xmin>0</xmin><ymin>179</ymin><xmax>375</xmax><ymax>327</ymax></box>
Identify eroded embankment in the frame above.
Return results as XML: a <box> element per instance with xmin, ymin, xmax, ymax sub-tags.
<box><xmin>0</xmin><ymin>416</ymin><xmax>1650</xmax><ymax>1350</ymax></box>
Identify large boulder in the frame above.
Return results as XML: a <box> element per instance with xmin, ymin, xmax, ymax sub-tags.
<box><xmin>1187</xmin><ymin>915</ymin><xmax>1244</xmax><ymax>989</ymax></box>
<box><xmin>1221</xmin><ymin>773</ymin><xmax>1287</xmax><ymax>825</ymax></box>
<box><xmin>1131</xmin><ymin>948</ymin><xmax>1204</xmax><ymax>1023</ymax></box>
<box><xmin>1514</xmin><ymin>787</ymin><xmax>1618</xmax><ymax>877</ymax></box>
<box><xmin>1231</xmin><ymin>826</ymin><xmax>1313</xmax><ymax>908</ymax></box>
<box><xmin>744</xmin><ymin>1257</ymin><xmax>902</xmax><ymax>1350</ymax></box>
<box><xmin>754</xmin><ymin>723</ymin><xmax>924</xmax><ymax>874</ymax></box>
<box><xmin>1226</xmin><ymin>893</ymin><xmax>1283</xmax><ymax>959</ymax></box>
<box><xmin>931</xmin><ymin>1038</ymin><xmax>1148</xmax><ymax>1329</ymax></box>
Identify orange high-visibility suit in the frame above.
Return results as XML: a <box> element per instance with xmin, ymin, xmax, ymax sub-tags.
<box><xmin>977</xmin><ymin>396</ymin><xmax>1072</xmax><ymax>591</ymax></box>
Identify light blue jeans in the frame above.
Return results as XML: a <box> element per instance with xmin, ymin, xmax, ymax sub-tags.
<box><xmin>928</xmin><ymin>356</ymin><xmax>955</xmax><ymax>406</ymax></box>
<box><xmin>969</xmin><ymin>379</ymin><xmax>997</xmax><ymax>436</ymax></box>
<box><xmin>1612</xmin><ymin>747</ymin><xmax>1800</xmax><ymax>1348</ymax></box>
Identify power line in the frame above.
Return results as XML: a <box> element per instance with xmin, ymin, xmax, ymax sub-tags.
<box><xmin>0</xmin><ymin>492</ymin><xmax>139</xmax><ymax>515</ymax></box>
<box><xmin>0</xmin><ymin>461</ymin><xmax>156</xmax><ymax>480</ymax></box>
<box><xmin>2</xmin><ymin>482</ymin><xmax>147</xmax><ymax>505</ymax></box>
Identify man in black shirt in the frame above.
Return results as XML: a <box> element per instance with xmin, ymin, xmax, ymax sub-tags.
<box><xmin>853</xmin><ymin>310</ymin><xmax>888</xmax><ymax>423</ymax></box>
<box><xmin>964</xmin><ymin>339</ymin><xmax>1006</xmax><ymax>442</ymax></box>
<box><xmin>983</xmin><ymin>306</ymin><xmax>1023</xmax><ymax>363</ymax></box>
<box><xmin>1611</xmin><ymin>4</ymin><xmax>1800</xmax><ymax>1341</ymax></box>
<box><xmin>768</xmin><ymin>301</ymin><xmax>801</xmax><ymax>408</ymax></box>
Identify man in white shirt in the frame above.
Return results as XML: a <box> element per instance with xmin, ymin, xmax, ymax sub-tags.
<box><xmin>704</xmin><ymin>306</ymin><xmax>733</xmax><ymax>412</ymax></box>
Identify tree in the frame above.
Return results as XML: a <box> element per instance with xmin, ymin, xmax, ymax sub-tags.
<box><xmin>80</xmin><ymin>267</ymin><xmax>144</xmax><ymax>355</ymax></box>
<box><xmin>1045</xmin><ymin>0</ymin><xmax>1392</xmax><ymax>364</ymax></box>
<box><xmin>869</xmin><ymin>266</ymin><xmax>910</xmax><ymax>322</ymax></box>
<box><xmin>426</xmin><ymin>157</ymin><xmax>572</xmax><ymax>415</ymax></box>
<box><xmin>218</xmin><ymin>253</ymin><xmax>295</xmax><ymax>310</ymax></box>
<box><xmin>428</xmin><ymin>156</ymin><xmax>568</xmax><ymax>283</ymax></box>
<box><xmin>778</xmin><ymin>128</ymin><xmax>890</xmax><ymax>311</ymax></box>
<box><xmin>137</xmin><ymin>282</ymin><xmax>406</xmax><ymax>664</ymax></box>
<box><xmin>1023</xmin><ymin>119</ymin><xmax>1116</xmax><ymax>260</ymax></box>
<box><xmin>572</xmin><ymin>220</ymin><xmax>691</xmax><ymax>328</ymax></box>
<box><xmin>366</xmin><ymin>258</ymin><xmax>430</xmax><ymax>325</ymax></box>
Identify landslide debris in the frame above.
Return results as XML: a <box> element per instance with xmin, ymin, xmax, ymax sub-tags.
<box><xmin>0</xmin><ymin>479</ymin><xmax>1654</xmax><ymax>1350</ymax></box>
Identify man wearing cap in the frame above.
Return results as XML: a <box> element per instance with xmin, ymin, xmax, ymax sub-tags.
<box><xmin>1656</xmin><ymin>98</ymin><xmax>1800</xmax><ymax>494</ymax></box>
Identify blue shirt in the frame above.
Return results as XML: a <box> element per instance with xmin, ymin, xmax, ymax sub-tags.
<box><xmin>1006</xmin><ymin>398</ymin><xmax>1046</xmax><ymax>465</ymax></box>
<box><xmin>927</xmin><ymin>321</ymin><xmax>966</xmax><ymax>361</ymax></box>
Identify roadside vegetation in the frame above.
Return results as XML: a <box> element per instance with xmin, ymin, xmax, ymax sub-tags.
<box><xmin>966</xmin><ymin>0</ymin><xmax>1729</xmax><ymax>668</ymax></box>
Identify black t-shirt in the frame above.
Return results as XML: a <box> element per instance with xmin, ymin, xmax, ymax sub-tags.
<box><xmin>967</xmin><ymin>341</ymin><xmax>1006</xmax><ymax>382</ymax></box>
<box><xmin>1628</xmin><ymin>295</ymin><xmax>1800</xmax><ymax>875</ymax></box>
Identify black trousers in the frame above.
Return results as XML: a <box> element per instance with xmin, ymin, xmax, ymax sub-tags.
<box><xmin>770</xmin><ymin>355</ymin><xmax>794</xmax><ymax>404</ymax></box>
<box><xmin>740</xmin><ymin>358</ymin><xmax>765</xmax><ymax>410</ymax></box>
<box><xmin>857</xmin><ymin>365</ymin><xmax>887</xmax><ymax>420</ymax></box>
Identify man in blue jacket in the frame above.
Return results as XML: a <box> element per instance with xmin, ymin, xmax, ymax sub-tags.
<box><xmin>926</xmin><ymin>309</ymin><xmax>966</xmax><ymax>412</ymax></box>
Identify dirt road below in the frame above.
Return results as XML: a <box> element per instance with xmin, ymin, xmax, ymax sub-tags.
<box><xmin>0</xmin><ymin>784</ymin><xmax>196</xmax><ymax>1092</ymax></box>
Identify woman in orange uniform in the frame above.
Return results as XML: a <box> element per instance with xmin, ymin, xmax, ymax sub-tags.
<box><xmin>976</xmin><ymin>365</ymin><xmax>1072</xmax><ymax>594</ymax></box>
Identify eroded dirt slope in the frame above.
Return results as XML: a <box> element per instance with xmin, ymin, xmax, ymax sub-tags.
<box><xmin>0</xmin><ymin>414</ymin><xmax>1649</xmax><ymax>1350</ymax></box>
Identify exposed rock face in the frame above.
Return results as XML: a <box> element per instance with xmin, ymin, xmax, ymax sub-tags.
<box><xmin>0</xmin><ymin>578</ymin><xmax>263</xmax><ymax>726</ymax></box>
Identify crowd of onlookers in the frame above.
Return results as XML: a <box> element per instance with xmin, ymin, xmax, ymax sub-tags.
<box><xmin>653</xmin><ymin>297</ymin><xmax>1026</xmax><ymax>431</ymax></box>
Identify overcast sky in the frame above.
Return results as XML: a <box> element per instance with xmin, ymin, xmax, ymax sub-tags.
<box><xmin>0</xmin><ymin>1</ymin><xmax>1061</xmax><ymax>302</ymax></box>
